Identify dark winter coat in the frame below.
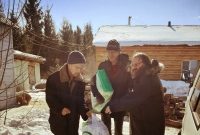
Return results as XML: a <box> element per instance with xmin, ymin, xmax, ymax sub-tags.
<box><xmin>46</xmin><ymin>64</ymin><xmax>89</xmax><ymax>135</ymax></box>
<box><xmin>109</xmin><ymin>64</ymin><xmax>165</xmax><ymax>135</ymax></box>
<box><xmin>93</xmin><ymin>54</ymin><xmax>131</xmax><ymax>117</ymax></box>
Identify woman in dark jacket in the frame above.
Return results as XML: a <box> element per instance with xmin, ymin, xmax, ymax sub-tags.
<box><xmin>46</xmin><ymin>51</ymin><xmax>91</xmax><ymax>135</ymax></box>
<box><xmin>105</xmin><ymin>52</ymin><xmax>165</xmax><ymax>135</ymax></box>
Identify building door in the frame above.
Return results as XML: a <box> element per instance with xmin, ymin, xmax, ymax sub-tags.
<box><xmin>28</xmin><ymin>65</ymin><xmax>36</xmax><ymax>85</ymax></box>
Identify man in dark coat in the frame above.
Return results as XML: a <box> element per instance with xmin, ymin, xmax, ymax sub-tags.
<box><xmin>46</xmin><ymin>51</ymin><xmax>92</xmax><ymax>135</ymax></box>
<box><xmin>91</xmin><ymin>39</ymin><xmax>131</xmax><ymax>135</ymax></box>
<box><xmin>105</xmin><ymin>52</ymin><xmax>165</xmax><ymax>135</ymax></box>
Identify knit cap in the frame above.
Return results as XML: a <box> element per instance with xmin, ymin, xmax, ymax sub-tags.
<box><xmin>106</xmin><ymin>39</ymin><xmax>121</xmax><ymax>51</ymax></box>
<box><xmin>67</xmin><ymin>51</ymin><xmax>86</xmax><ymax>64</ymax></box>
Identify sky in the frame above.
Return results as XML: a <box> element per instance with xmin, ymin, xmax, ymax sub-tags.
<box><xmin>39</xmin><ymin>0</ymin><xmax>200</xmax><ymax>34</ymax></box>
<box><xmin>2</xmin><ymin>0</ymin><xmax>200</xmax><ymax>35</ymax></box>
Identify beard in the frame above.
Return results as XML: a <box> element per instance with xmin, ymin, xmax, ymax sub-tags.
<box><xmin>130</xmin><ymin>66</ymin><xmax>144</xmax><ymax>79</ymax></box>
<box><xmin>131</xmin><ymin>68</ymin><xmax>139</xmax><ymax>79</ymax></box>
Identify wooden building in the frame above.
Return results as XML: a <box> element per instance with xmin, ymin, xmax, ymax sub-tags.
<box><xmin>0</xmin><ymin>12</ymin><xmax>16</xmax><ymax>109</ymax></box>
<box><xmin>0</xmin><ymin>8</ymin><xmax>46</xmax><ymax>109</ymax></box>
<box><xmin>93</xmin><ymin>25</ymin><xmax>200</xmax><ymax>81</ymax></box>
<box><xmin>14</xmin><ymin>50</ymin><xmax>46</xmax><ymax>91</ymax></box>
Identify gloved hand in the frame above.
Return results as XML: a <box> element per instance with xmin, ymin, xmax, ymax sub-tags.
<box><xmin>91</xmin><ymin>85</ymin><xmax>105</xmax><ymax>104</ymax></box>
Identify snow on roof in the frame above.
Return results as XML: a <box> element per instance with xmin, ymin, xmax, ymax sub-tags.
<box><xmin>14</xmin><ymin>50</ymin><xmax>46</xmax><ymax>64</ymax></box>
<box><xmin>93</xmin><ymin>25</ymin><xmax>200</xmax><ymax>46</ymax></box>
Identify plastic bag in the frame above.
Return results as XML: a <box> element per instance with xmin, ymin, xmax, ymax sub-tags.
<box><xmin>91</xmin><ymin>69</ymin><xmax>114</xmax><ymax>112</ymax></box>
<box><xmin>82</xmin><ymin>113</ymin><xmax>110</xmax><ymax>135</ymax></box>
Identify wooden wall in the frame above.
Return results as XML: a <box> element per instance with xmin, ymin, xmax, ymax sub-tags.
<box><xmin>0</xmin><ymin>25</ymin><xmax>16</xmax><ymax>110</ymax></box>
<box><xmin>95</xmin><ymin>45</ymin><xmax>200</xmax><ymax>81</ymax></box>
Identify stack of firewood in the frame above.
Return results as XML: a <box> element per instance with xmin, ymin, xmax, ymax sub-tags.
<box><xmin>164</xmin><ymin>93</ymin><xmax>186</xmax><ymax>128</ymax></box>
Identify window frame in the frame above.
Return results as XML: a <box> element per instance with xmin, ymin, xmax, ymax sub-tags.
<box><xmin>189</xmin><ymin>70</ymin><xmax>200</xmax><ymax>129</ymax></box>
<box><xmin>182</xmin><ymin>60</ymin><xmax>199</xmax><ymax>76</ymax></box>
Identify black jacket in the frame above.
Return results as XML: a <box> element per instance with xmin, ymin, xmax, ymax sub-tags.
<box><xmin>46</xmin><ymin>64</ymin><xmax>89</xmax><ymax>135</ymax></box>
<box><xmin>109</xmin><ymin>65</ymin><xmax>165</xmax><ymax>135</ymax></box>
<box><xmin>92</xmin><ymin>54</ymin><xmax>131</xmax><ymax>117</ymax></box>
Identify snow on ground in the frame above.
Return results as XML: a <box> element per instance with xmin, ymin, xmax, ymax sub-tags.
<box><xmin>161</xmin><ymin>79</ymin><xmax>190</xmax><ymax>97</ymax></box>
<box><xmin>0</xmin><ymin>80</ymin><xmax>189</xmax><ymax>135</ymax></box>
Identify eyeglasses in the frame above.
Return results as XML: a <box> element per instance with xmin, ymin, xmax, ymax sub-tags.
<box><xmin>131</xmin><ymin>61</ymin><xmax>143</xmax><ymax>67</ymax></box>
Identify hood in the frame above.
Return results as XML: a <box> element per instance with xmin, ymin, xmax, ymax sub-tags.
<box><xmin>146</xmin><ymin>61</ymin><xmax>164</xmax><ymax>76</ymax></box>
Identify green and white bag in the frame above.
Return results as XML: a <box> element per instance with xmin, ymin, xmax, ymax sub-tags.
<box><xmin>91</xmin><ymin>69</ymin><xmax>114</xmax><ymax>112</ymax></box>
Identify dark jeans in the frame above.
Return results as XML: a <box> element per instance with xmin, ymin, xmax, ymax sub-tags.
<box><xmin>101</xmin><ymin>113</ymin><xmax>124</xmax><ymax>135</ymax></box>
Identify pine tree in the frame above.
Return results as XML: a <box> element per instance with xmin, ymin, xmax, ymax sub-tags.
<box><xmin>0</xmin><ymin>0</ymin><xmax>5</xmax><ymax>18</ymax></box>
<box><xmin>59</xmin><ymin>18</ymin><xmax>74</xmax><ymax>46</ymax></box>
<box><xmin>10</xmin><ymin>11</ymin><xmax>25</xmax><ymax>51</ymax></box>
<box><xmin>23</xmin><ymin>0</ymin><xmax>43</xmax><ymax>55</ymax></box>
<box><xmin>82</xmin><ymin>23</ymin><xmax>95</xmax><ymax>79</ymax></box>
<box><xmin>42</xmin><ymin>6</ymin><xmax>59</xmax><ymax>74</ymax></box>
<box><xmin>59</xmin><ymin>18</ymin><xmax>74</xmax><ymax>64</ymax></box>
<box><xmin>43</xmin><ymin>6</ymin><xmax>58</xmax><ymax>56</ymax></box>
<box><xmin>74</xmin><ymin>26</ymin><xmax>82</xmax><ymax>50</ymax></box>
<box><xmin>83</xmin><ymin>23</ymin><xmax>93</xmax><ymax>49</ymax></box>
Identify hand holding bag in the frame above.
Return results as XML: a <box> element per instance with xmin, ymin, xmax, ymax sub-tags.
<box><xmin>82</xmin><ymin>113</ymin><xmax>110</xmax><ymax>135</ymax></box>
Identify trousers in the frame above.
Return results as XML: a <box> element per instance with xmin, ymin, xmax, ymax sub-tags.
<box><xmin>101</xmin><ymin>113</ymin><xmax>124</xmax><ymax>135</ymax></box>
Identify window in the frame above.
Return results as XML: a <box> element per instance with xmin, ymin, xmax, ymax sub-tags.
<box><xmin>183</xmin><ymin>61</ymin><xmax>190</xmax><ymax>70</ymax></box>
<box><xmin>182</xmin><ymin>60</ymin><xmax>199</xmax><ymax>77</ymax></box>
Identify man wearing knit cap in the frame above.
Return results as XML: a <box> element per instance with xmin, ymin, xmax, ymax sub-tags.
<box><xmin>46</xmin><ymin>50</ymin><xmax>92</xmax><ymax>135</ymax></box>
<box><xmin>91</xmin><ymin>39</ymin><xmax>131</xmax><ymax>135</ymax></box>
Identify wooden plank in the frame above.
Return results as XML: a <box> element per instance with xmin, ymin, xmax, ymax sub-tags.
<box><xmin>165</xmin><ymin>119</ymin><xmax>182</xmax><ymax>128</ymax></box>
<box><xmin>120</xmin><ymin>45</ymin><xmax>200</xmax><ymax>49</ymax></box>
<box><xmin>121</xmin><ymin>49</ymin><xmax>200</xmax><ymax>52</ymax></box>
<box><xmin>162</xmin><ymin>65</ymin><xmax>181</xmax><ymax>67</ymax></box>
<box><xmin>121</xmin><ymin>48</ymin><xmax>200</xmax><ymax>52</ymax></box>
<box><xmin>159</xmin><ymin>74</ymin><xmax>181</xmax><ymax>80</ymax></box>
<box><xmin>96</xmin><ymin>53</ymin><xmax>200</xmax><ymax>61</ymax></box>
<box><xmin>162</xmin><ymin>71</ymin><xmax>181</xmax><ymax>74</ymax></box>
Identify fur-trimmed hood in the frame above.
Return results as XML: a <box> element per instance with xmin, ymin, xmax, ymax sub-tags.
<box><xmin>59</xmin><ymin>63</ymin><xmax>84</xmax><ymax>83</ymax></box>
<box><xmin>146</xmin><ymin>62</ymin><xmax>164</xmax><ymax>76</ymax></box>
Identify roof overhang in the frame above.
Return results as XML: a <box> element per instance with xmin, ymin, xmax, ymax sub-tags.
<box><xmin>14</xmin><ymin>50</ymin><xmax>46</xmax><ymax>64</ymax></box>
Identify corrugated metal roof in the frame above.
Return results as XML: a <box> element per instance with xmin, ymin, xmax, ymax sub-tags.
<box><xmin>14</xmin><ymin>50</ymin><xmax>46</xmax><ymax>64</ymax></box>
<box><xmin>93</xmin><ymin>25</ymin><xmax>200</xmax><ymax>46</ymax></box>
